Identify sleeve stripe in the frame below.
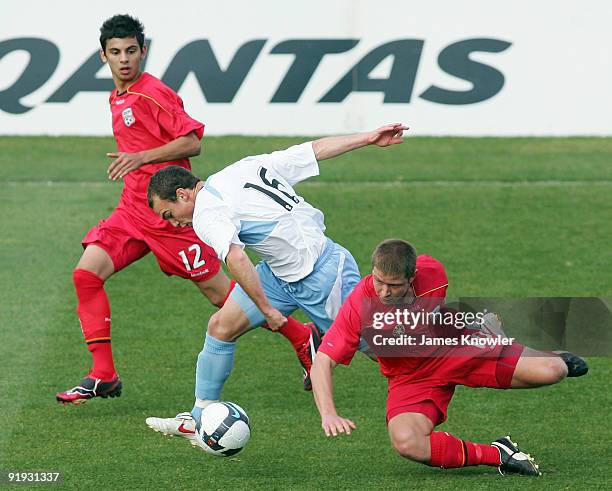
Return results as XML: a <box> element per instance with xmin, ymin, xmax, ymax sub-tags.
<box><xmin>416</xmin><ymin>283</ymin><xmax>448</xmax><ymax>297</ymax></box>
<box><xmin>126</xmin><ymin>90</ymin><xmax>171</xmax><ymax>115</ymax></box>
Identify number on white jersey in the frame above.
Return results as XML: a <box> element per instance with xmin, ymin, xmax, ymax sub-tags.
<box><xmin>244</xmin><ymin>167</ymin><xmax>299</xmax><ymax>211</ymax></box>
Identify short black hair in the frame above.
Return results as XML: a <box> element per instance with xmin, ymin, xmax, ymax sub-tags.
<box><xmin>371</xmin><ymin>239</ymin><xmax>417</xmax><ymax>279</ymax></box>
<box><xmin>100</xmin><ymin>14</ymin><xmax>145</xmax><ymax>51</ymax></box>
<box><xmin>148</xmin><ymin>165</ymin><xmax>201</xmax><ymax>208</ymax></box>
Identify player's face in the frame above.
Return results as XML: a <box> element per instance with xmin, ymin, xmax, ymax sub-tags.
<box><xmin>152</xmin><ymin>194</ymin><xmax>195</xmax><ymax>228</ymax></box>
<box><xmin>101</xmin><ymin>37</ymin><xmax>146</xmax><ymax>89</ymax></box>
<box><xmin>372</xmin><ymin>267</ymin><xmax>413</xmax><ymax>305</ymax></box>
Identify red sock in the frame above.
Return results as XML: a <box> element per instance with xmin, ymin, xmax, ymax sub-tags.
<box><xmin>429</xmin><ymin>432</ymin><xmax>501</xmax><ymax>468</ymax></box>
<box><xmin>464</xmin><ymin>440</ymin><xmax>502</xmax><ymax>466</ymax></box>
<box><xmin>277</xmin><ymin>317</ymin><xmax>311</xmax><ymax>350</ymax></box>
<box><xmin>73</xmin><ymin>269</ymin><xmax>116</xmax><ymax>380</ymax></box>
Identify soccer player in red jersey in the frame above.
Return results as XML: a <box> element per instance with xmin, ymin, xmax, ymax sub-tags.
<box><xmin>56</xmin><ymin>14</ymin><xmax>319</xmax><ymax>404</ymax></box>
<box><xmin>311</xmin><ymin>239</ymin><xmax>588</xmax><ymax>476</ymax></box>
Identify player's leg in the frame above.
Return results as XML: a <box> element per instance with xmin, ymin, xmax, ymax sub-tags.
<box><xmin>146</xmin><ymin>262</ymin><xmax>299</xmax><ymax>440</ymax></box>
<box><xmin>196</xmin><ymin>263</ymin><xmax>299</xmax><ymax>382</ymax></box>
<box><xmin>56</xmin><ymin>245</ymin><xmax>122</xmax><ymax>404</ymax></box>
<box><xmin>188</xmin><ymin>298</ymin><xmax>252</xmax><ymax>421</ymax></box>
<box><xmin>478</xmin><ymin>312</ymin><xmax>587</xmax><ymax>384</ymax></box>
<box><xmin>386</xmin><ymin>383</ymin><xmax>540</xmax><ymax>475</ymax></box>
<box><xmin>57</xmin><ymin>213</ymin><xmax>149</xmax><ymax>404</ymax></box>
<box><xmin>510</xmin><ymin>346</ymin><xmax>569</xmax><ymax>388</ymax></box>
<box><xmin>424</xmin><ymin>427</ymin><xmax>540</xmax><ymax>475</ymax></box>
<box><xmin>77</xmin><ymin>243</ymin><xmax>116</xmax><ymax>278</ymax></box>
<box><xmin>388</xmin><ymin>412</ymin><xmax>434</xmax><ymax>462</ymax></box>
<box><xmin>424</xmin><ymin>342</ymin><xmax>580</xmax><ymax>475</ymax></box>
<box><xmin>192</xmin><ymin>272</ymin><xmax>300</xmax><ymax>414</ymax></box>
<box><xmin>193</xmin><ymin>269</ymin><xmax>233</xmax><ymax>308</ymax></box>
<box><xmin>388</xmin><ymin>409</ymin><xmax>505</xmax><ymax>469</ymax></box>
<box><xmin>73</xmin><ymin>245</ymin><xmax>116</xmax><ymax>377</ymax></box>
<box><xmin>193</xmin><ymin>270</ymin><xmax>318</xmax><ymax>388</ymax></box>
<box><xmin>151</xmin><ymin>226</ymin><xmax>318</xmax><ymax>385</ymax></box>
<box><xmin>145</xmin><ymin>297</ymin><xmax>252</xmax><ymax>442</ymax></box>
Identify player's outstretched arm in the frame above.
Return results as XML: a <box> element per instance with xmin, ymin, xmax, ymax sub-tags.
<box><xmin>311</xmin><ymin>352</ymin><xmax>356</xmax><ymax>437</ymax></box>
<box><xmin>312</xmin><ymin>123</ymin><xmax>408</xmax><ymax>162</ymax></box>
<box><xmin>225</xmin><ymin>245</ymin><xmax>287</xmax><ymax>330</ymax></box>
<box><xmin>107</xmin><ymin>131</ymin><xmax>201</xmax><ymax>180</ymax></box>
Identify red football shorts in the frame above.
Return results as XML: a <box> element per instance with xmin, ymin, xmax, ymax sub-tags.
<box><xmin>82</xmin><ymin>206</ymin><xmax>220</xmax><ymax>281</ymax></box>
<box><xmin>386</xmin><ymin>342</ymin><xmax>525</xmax><ymax>426</ymax></box>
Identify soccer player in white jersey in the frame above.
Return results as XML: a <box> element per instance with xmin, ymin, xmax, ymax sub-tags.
<box><xmin>144</xmin><ymin>124</ymin><xmax>407</xmax><ymax>440</ymax></box>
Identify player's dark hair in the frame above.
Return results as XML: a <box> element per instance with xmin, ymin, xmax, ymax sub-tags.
<box><xmin>372</xmin><ymin>239</ymin><xmax>417</xmax><ymax>279</ymax></box>
<box><xmin>147</xmin><ymin>166</ymin><xmax>201</xmax><ymax>207</ymax></box>
<box><xmin>100</xmin><ymin>14</ymin><xmax>145</xmax><ymax>51</ymax></box>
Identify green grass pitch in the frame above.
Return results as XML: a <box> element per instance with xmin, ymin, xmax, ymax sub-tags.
<box><xmin>0</xmin><ymin>136</ymin><xmax>610</xmax><ymax>489</ymax></box>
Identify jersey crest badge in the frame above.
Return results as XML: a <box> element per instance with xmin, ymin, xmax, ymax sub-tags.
<box><xmin>392</xmin><ymin>324</ymin><xmax>406</xmax><ymax>336</ymax></box>
<box><xmin>122</xmin><ymin>107</ymin><xmax>135</xmax><ymax>127</ymax></box>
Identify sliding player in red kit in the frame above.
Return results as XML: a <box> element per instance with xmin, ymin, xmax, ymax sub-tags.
<box><xmin>312</xmin><ymin>239</ymin><xmax>588</xmax><ymax>476</ymax></box>
<box><xmin>56</xmin><ymin>14</ymin><xmax>319</xmax><ymax>404</ymax></box>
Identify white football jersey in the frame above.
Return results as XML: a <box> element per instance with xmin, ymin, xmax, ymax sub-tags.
<box><xmin>192</xmin><ymin>142</ymin><xmax>328</xmax><ymax>282</ymax></box>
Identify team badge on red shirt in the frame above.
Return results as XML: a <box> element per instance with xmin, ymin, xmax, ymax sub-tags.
<box><xmin>393</xmin><ymin>324</ymin><xmax>406</xmax><ymax>336</ymax></box>
<box><xmin>122</xmin><ymin>107</ymin><xmax>135</xmax><ymax>127</ymax></box>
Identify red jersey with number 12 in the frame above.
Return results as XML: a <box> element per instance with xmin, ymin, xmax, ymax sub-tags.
<box><xmin>109</xmin><ymin>72</ymin><xmax>204</xmax><ymax>222</ymax></box>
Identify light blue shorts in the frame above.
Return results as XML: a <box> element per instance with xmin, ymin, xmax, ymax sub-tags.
<box><xmin>230</xmin><ymin>238</ymin><xmax>360</xmax><ymax>332</ymax></box>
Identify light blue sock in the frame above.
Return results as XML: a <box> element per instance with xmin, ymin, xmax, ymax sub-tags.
<box><xmin>191</xmin><ymin>333</ymin><xmax>236</xmax><ymax>421</ymax></box>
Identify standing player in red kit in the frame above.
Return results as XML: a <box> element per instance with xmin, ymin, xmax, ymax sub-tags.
<box><xmin>56</xmin><ymin>14</ymin><xmax>319</xmax><ymax>404</ymax></box>
<box><xmin>311</xmin><ymin>239</ymin><xmax>588</xmax><ymax>476</ymax></box>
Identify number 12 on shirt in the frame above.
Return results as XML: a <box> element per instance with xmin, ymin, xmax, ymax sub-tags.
<box><xmin>178</xmin><ymin>244</ymin><xmax>207</xmax><ymax>271</ymax></box>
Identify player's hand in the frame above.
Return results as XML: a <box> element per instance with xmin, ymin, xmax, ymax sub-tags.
<box><xmin>107</xmin><ymin>151</ymin><xmax>147</xmax><ymax>180</ymax></box>
<box><xmin>366</xmin><ymin>123</ymin><xmax>408</xmax><ymax>147</ymax></box>
<box><xmin>263</xmin><ymin>308</ymin><xmax>287</xmax><ymax>331</ymax></box>
<box><xmin>321</xmin><ymin>414</ymin><xmax>356</xmax><ymax>437</ymax></box>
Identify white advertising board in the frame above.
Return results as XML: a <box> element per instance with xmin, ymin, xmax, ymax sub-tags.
<box><xmin>0</xmin><ymin>0</ymin><xmax>610</xmax><ymax>135</ymax></box>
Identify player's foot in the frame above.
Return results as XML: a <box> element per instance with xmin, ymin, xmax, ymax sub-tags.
<box><xmin>56</xmin><ymin>374</ymin><xmax>122</xmax><ymax>405</ymax></box>
<box><xmin>145</xmin><ymin>412</ymin><xmax>198</xmax><ymax>444</ymax></box>
<box><xmin>296</xmin><ymin>322</ymin><xmax>323</xmax><ymax>391</ymax></box>
<box><xmin>492</xmin><ymin>436</ymin><xmax>541</xmax><ymax>476</ymax></box>
<box><xmin>556</xmin><ymin>351</ymin><xmax>588</xmax><ymax>377</ymax></box>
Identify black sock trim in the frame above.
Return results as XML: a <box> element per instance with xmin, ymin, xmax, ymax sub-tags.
<box><xmin>462</xmin><ymin>440</ymin><xmax>469</xmax><ymax>467</ymax></box>
<box><xmin>86</xmin><ymin>339</ymin><xmax>112</xmax><ymax>345</ymax></box>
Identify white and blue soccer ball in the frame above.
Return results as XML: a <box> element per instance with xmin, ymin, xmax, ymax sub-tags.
<box><xmin>195</xmin><ymin>402</ymin><xmax>251</xmax><ymax>456</ymax></box>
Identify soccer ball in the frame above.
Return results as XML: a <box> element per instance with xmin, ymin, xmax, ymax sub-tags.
<box><xmin>195</xmin><ymin>402</ymin><xmax>251</xmax><ymax>456</ymax></box>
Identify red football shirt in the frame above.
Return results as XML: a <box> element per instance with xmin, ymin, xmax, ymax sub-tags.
<box><xmin>109</xmin><ymin>72</ymin><xmax>204</xmax><ymax>221</ymax></box>
<box><xmin>319</xmin><ymin>255</ymin><xmax>449</xmax><ymax>378</ymax></box>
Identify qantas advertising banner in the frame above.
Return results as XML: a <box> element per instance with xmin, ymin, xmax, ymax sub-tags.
<box><xmin>0</xmin><ymin>0</ymin><xmax>610</xmax><ymax>136</ymax></box>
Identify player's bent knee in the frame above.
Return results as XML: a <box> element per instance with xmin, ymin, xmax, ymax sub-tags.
<box><xmin>530</xmin><ymin>356</ymin><xmax>568</xmax><ymax>386</ymax></box>
<box><xmin>547</xmin><ymin>356</ymin><xmax>568</xmax><ymax>384</ymax></box>
<box><xmin>390</xmin><ymin>427</ymin><xmax>429</xmax><ymax>462</ymax></box>
<box><xmin>514</xmin><ymin>352</ymin><xmax>569</xmax><ymax>387</ymax></box>
<box><xmin>75</xmin><ymin>245</ymin><xmax>115</xmax><ymax>280</ymax></box>
<box><xmin>207</xmin><ymin>311</ymin><xmax>238</xmax><ymax>341</ymax></box>
<box><xmin>73</xmin><ymin>268</ymin><xmax>105</xmax><ymax>289</ymax></box>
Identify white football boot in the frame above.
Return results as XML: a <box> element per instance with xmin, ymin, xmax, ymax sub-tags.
<box><xmin>146</xmin><ymin>412</ymin><xmax>198</xmax><ymax>444</ymax></box>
